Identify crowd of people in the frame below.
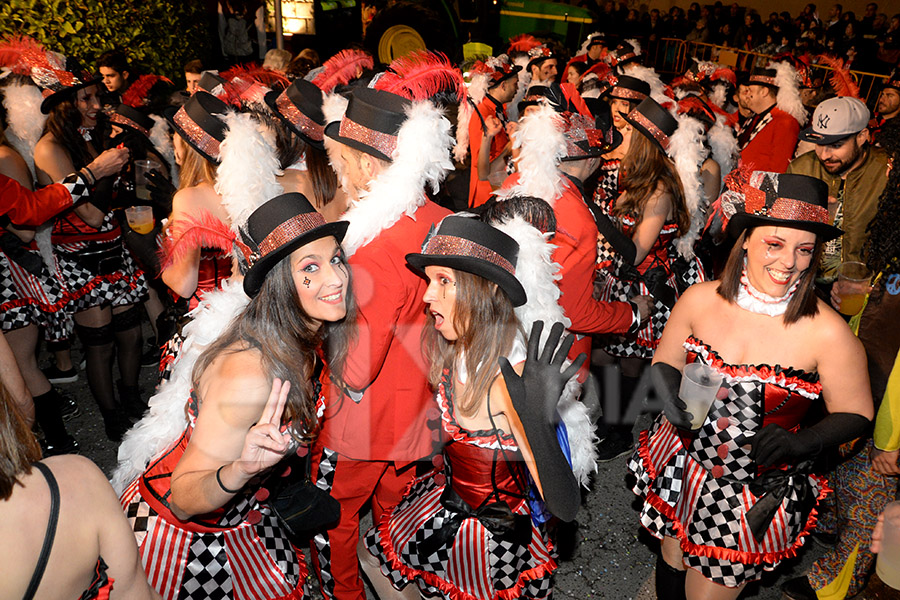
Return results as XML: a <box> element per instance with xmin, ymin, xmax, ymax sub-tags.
<box><xmin>569</xmin><ymin>0</ymin><xmax>900</xmax><ymax>74</ymax></box>
<box><xmin>1</xmin><ymin>8</ymin><xmax>899</xmax><ymax>600</ymax></box>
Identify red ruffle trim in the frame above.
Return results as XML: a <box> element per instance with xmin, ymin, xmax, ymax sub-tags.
<box><xmin>437</xmin><ymin>369</ymin><xmax>518</xmax><ymax>450</ymax></box>
<box><xmin>634</xmin><ymin>428</ymin><xmax>831</xmax><ymax>566</ymax></box>
<box><xmin>1</xmin><ymin>293</ymin><xmax>70</xmax><ymax>314</ymax></box>
<box><xmin>372</xmin><ymin>483</ymin><xmax>557</xmax><ymax>600</ymax></box>
<box><xmin>685</xmin><ymin>336</ymin><xmax>822</xmax><ymax>397</ymax></box>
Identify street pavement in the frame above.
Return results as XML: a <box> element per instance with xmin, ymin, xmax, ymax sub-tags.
<box><xmin>55</xmin><ymin>334</ymin><xmax>822</xmax><ymax>600</ymax></box>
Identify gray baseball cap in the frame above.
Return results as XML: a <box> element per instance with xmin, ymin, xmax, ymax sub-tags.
<box><xmin>799</xmin><ymin>96</ymin><xmax>870</xmax><ymax>144</ymax></box>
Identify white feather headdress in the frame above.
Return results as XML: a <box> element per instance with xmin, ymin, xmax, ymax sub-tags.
<box><xmin>623</xmin><ymin>63</ymin><xmax>670</xmax><ymax>107</ymax></box>
<box><xmin>322</xmin><ymin>92</ymin><xmax>351</xmax><ymax>194</ymax></box>
<box><xmin>577</xmin><ymin>32</ymin><xmax>604</xmax><ymax>57</ymax></box>
<box><xmin>506</xmin><ymin>54</ymin><xmax>532</xmax><ymax>123</ymax></box>
<box><xmin>1</xmin><ymin>81</ymin><xmax>46</xmax><ymax>177</ymax></box>
<box><xmin>708</xmin><ymin>114</ymin><xmax>738</xmax><ymax>184</ymax></box>
<box><xmin>773</xmin><ymin>60</ymin><xmax>808</xmax><ymax>126</ymax></box>
<box><xmin>667</xmin><ymin>114</ymin><xmax>708</xmax><ymax>259</ymax></box>
<box><xmin>340</xmin><ymin>100</ymin><xmax>455</xmax><ymax>256</ymax></box>
<box><xmin>495</xmin><ymin>103</ymin><xmax>565</xmax><ymax>206</ymax></box>
<box><xmin>149</xmin><ymin>114</ymin><xmax>179</xmax><ymax>189</ymax></box>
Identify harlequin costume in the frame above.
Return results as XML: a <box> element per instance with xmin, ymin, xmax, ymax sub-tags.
<box><xmin>312</xmin><ymin>53</ymin><xmax>463</xmax><ymax>600</ymax></box>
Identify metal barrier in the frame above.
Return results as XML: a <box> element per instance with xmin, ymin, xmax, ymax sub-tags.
<box><xmin>648</xmin><ymin>38</ymin><xmax>890</xmax><ymax>105</ymax></box>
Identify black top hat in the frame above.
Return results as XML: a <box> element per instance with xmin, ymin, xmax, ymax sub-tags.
<box><xmin>622</xmin><ymin>97</ymin><xmax>679</xmax><ymax>155</ymax></box>
<box><xmin>40</xmin><ymin>57</ymin><xmax>103</xmax><ymax>114</ymax></box>
<box><xmin>241</xmin><ymin>192</ymin><xmax>350</xmax><ymax>297</ymax></box>
<box><xmin>586</xmin><ymin>33</ymin><xmax>606</xmax><ymax>48</ymax></box>
<box><xmin>612</xmin><ymin>41</ymin><xmax>640</xmax><ymax>67</ymax></box>
<box><xmin>884</xmin><ymin>70</ymin><xmax>900</xmax><ymax>92</ymax></box>
<box><xmin>110</xmin><ymin>104</ymin><xmax>156</xmax><ymax>138</ymax></box>
<box><xmin>725</xmin><ymin>172</ymin><xmax>842</xmax><ymax>241</ymax></box>
<box><xmin>562</xmin><ymin>111</ymin><xmax>623</xmax><ymax>161</ymax></box>
<box><xmin>265</xmin><ymin>79</ymin><xmax>326</xmax><ymax>149</ymax></box>
<box><xmin>607</xmin><ymin>74</ymin><xmax>651</xmax><ymax>102</ymax></box>
<box><xmin>324</xmin><ymin>87</ymin><xmax>410</xmax><ymax>162</ymax></box>
<box><xmin>164</xmin><ymin>91</ymin><xmax>229</xmax><ymax>164</ymax></box>
<box><xmin>748</xmin><ymin>67</ymin><xmax>778</xmax><ymax>89</ymax></box>
<box><xmin>406</xmin><ymin>216</ymin><xmax>527</xmax><ymax>307</ymax></box>
<box><xmin>526</xmin><ymin>46</ymin><xmax>554</xmax><ymax>72</ymax></box>
<box><xmin>198</xmin><ymin>71</ymin><xmax>227</xmax><ymax>93</ymax></box>
<box><xmin>516</xmin><ymin>83</ymin><xmax>573</xmax><ymax>114</ymax></box>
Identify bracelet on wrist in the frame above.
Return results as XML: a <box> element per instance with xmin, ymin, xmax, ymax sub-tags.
<box><xmin>78</xmin><ymin>168</ymin><xmax>94</xmax><ymax>187</ymax></box>
<box><xmin>82</xmin><ymin>166</ymin><xmax>96</xmax><ymax>184</ymax></box>
<box><xmin>215</xmin><ymin>464</ymin><xmax>241</xmax><ymax>494</ymax></box>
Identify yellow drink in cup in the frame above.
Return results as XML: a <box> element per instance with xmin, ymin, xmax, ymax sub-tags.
<box><xmin>836</xmin><ymin>261</ymin><xmax>871</xmax><ymax>316</ymax></box>
<box><xmin>125</xmin><ymin>206</ymin><xmax>154</xmax><ymax>235</ymax></box>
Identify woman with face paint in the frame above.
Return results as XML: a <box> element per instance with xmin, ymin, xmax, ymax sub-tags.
<box><xmin>631</xmin><ymin>171</ymin><xmax>874</xmax><ymax>600</ymax></box>
<box><xmin>119</xmin><ymin>192</ymin><xmax>355</xmax><ymax>599</ymax></box>
<box><xmin>359</xmin><ymin>216</ymin><xmax>582</xmax><ymax>600</ymax></box>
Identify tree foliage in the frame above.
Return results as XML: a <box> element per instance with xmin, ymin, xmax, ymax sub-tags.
<box><xmin>0</xmin><ymin>0</ymin><xmax>215</xmax><ymax>81</ymax></box>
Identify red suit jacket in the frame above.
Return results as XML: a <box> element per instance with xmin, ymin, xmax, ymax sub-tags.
<box><xmin>319</xmin><ymin>200</ymin><xmax>452</xmax><ymax>464</ymax></box>
<box><xmin>1</xmin><ymin>174</ymin><xmax>73</xmax><ymax>226</ymax></box>
<box><xmin>739</xmin><ymin>106</ymin><xmax>800</xmax><ymax>173</ymax></box>
<box><xmin>500</xmin><ymin>173</ymin><xmax>634</xmax><ymax>368</ymax></box>
<box><xmin>468</xmin><ymin>95</ymin><xmax>509</xmax><ymax>208</ymax></box>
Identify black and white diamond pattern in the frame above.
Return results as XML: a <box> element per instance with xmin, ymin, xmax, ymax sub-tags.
<box><xmin>56</xmin><ymin>239</ymin><xmax>148</xmax><ymax>312</ymax></box>
<box><xmin>311</xmin><ymin>446</ymin><xmax>340</xmax><ymax>599</ymax></box>
<box><xmin>179</xmin><ymin>532</ymin><xmax>232</xmax><ymax>600</ymax></box>
<box><xmin>490</xmin><ymin>535</ymin><xmax>531</xmax><ymax>589</ymax></box>
<box><xmin>690</xmin><ymin>380</ymin><xmax>760</xmax><ymax>482</ymax></box>
<box><xmin>688</xmin><ymin>477</ymin><xmax>744</xmax><ymax>548</ymax></box>
<box><xmin>685</xmin><ymin>552</ymin><xmax>764</xmax><ymax>588</ymax></box>
<box><xmin>256</xmin><ymin>512</ymin><xmax>301</xmax><ymax>584</ymax></box>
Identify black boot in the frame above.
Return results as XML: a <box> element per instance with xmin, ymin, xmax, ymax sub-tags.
<box><xmin>33</xmin><ymin>390</ymin><xmax>79</xmax><ymax>455</ymax></box>
<box><xmin>656</xmin><ymin>554</ymin><xmax>687</xmax><ymax>600</ymax></box>
<box><xmin>118</xmin><ymin>380</ymin><xmax>147</xmax><ymax>421</ymax></box>
<box><xmin>100</xmin><ymin>407</ymin><xmax>132</xmax><ymax>442</ymax></box>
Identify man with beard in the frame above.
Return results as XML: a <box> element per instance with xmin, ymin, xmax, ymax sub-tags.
<box><xmin>871</xmin><ymin>74</ymin><xmax>900</xmax><ymax>147</ymax></box>
<box><xmin>788</xmin><ymin>96</ymin><xmax>890</xmax><ymax>287</ymax></box>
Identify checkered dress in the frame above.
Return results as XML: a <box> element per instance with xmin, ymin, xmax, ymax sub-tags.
<box><xmin>364</xmin><ymin>370</ymin><xmax>556</xmax><ymax>599</ymax></box>
<box><xmin>0</xmin><ymin>244</ymin><xmax>73</xmax><ymax>342</ymax></box>
<box><xmin>595</xmin><ymin>211</ymin><xmax>706</xmax><ymax>359</ymax></box>
<box><xmin>119</xmin><ymin>394</ymin><xmax>307</xmax><ymax>600</ymax></box>
<box><xmin>628</xmin><ymin>337</ymin><xmax>828</xmax><ymax>588</ymax></box>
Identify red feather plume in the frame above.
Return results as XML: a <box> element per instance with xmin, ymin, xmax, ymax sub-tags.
<box><xmin>374</xmin><ymin>51</ymin><xmax>465</xmax><ymax>102</ymax></box>
<box><xmin>0</xmin><ymin>35</ymin><xmax>67</xmax><ymax>81</ymax></box>
<box><xmin>817</xmin><ymin>55</ymin><xmax>860</xmax><ymax>98</ymax></box>
<box><xmin>121</xmin><ymin>74</ymin><xmax>173</xmax><ymax>108</ymax></box>
<box><xmin>159</xmin><ymin>211</ymin><xmax>236</xmax><ymax>271</ymax></box>
<box><xmin>508</xmin><ymin>34</ymin><xmax>542</xmax><ymax>55</ymax></box>
<box><xmin>221</xmin><ymin>63</ymin><xmax>290</xmax><ymax>89</ymax></box>
<box><xmin>312</xmin><ymin>49</ymin><xmax>373</xmax><ymax>92</ymax></box>
<box><xmin>585</xmin><ymin>61</ymin><xmax>610</xmax><ymax>79</ymax></box>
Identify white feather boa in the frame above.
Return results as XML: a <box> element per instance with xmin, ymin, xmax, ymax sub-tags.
<box><xmin>322</xmin><ymin>92</ymin><xmax>350</xmax><ymax>197</ymax></box>
<box><xmin>709</xmin><ymin>83</ymin><xmax>729</xmax><ymax>109</ymax></box>
<box><xmin>112</xmin><ymin>281</ymin><xmax>249</xmax><ymax>494</ymax></box>
<box><xmin>773</xmin><ymin>60</ymin><xmax>808</xmax><ymax>126</ymax></box>
<box><xmin>495</xmin><ymin>103</ymin><xmax>564</xmax><ymax>206</ymax></box>
<box><xmin>149</xmin><ymin>115</ymin><xmax>179</xmax><ymax>189</ymax></box>
<box><xmin>623</xmin><ymin>63</ymin><xmax>670</xmax><ymax>107</ymax></box>
<box><xmin>709</xmin><ymin>114</ymin><xmax>738</xmax><ymax>184</ymax></box>
<box><xmin>2</xmin><ymin>82</ymin><xmax>46</xmax><ymax>177</ymax></box>
<box><xmin>215</xmin><ymin>111</ymin><xmax>283</xmax><ymax>233</ymax></box>
<box><xmin>668</xmin><ymin>115</ymin><xmax>708</xmax><ymax>259</ymax></box>
<box><xmin>340</xmin><ymin>101</ymin><xmax>454</xmax><ymax>257</ymax></box>
<box><xmin>506</xmin><ymin>55</ymin><xmax>531</xmax><ymax>123</ymax></box>
<box><xmin>493</xmin><ymin>217</ymin><xmax>598</xmax><ymax>487</ymax></box>
<box><xmin>454</xmin><ymin>98</ymin><xmax>473</xmax><ymax>163</ymax></box>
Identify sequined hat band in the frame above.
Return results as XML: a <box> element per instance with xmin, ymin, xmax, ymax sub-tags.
<box><xmin>110</xmin><ymin>112</ymin><xmax>149</xmax><ymax>137</ymax></box>
<box><xmin>629</xmin><ymin>110</ymin><xmax>670</xmax><ymax>151</ymax></box>
<box><xmin>173</xmin><ymin>106</ymin><xmax>222</xmax><ymax>161</ymax></box>
<box><xmin>765</xmin><ymin>198</ymin><xmax>829</xmax><ymax>224</ymax></box>
<box><xmin>276</xmin><ymin>92</ymin><xmax>324</xmax><ymax>142</ymax></box>
<box><xmin>749</xmin><ymin>74</ymin><xmax>776</xmax><ymax>86</ymax></box>
<box><xmin>254</xmin><ymin>211</ymin><xmax>328</xmax><ymax>265</ymax></box>
<box><xmin>610</xmin><ymin>86</ymin><xmax>647</xmax><ymax>101</ymax></box>
<box><xmin>339</xmin><ymin>117</ymin><xmax>398</xmax><ymax>159</ymax></box>
<box><xmin>423</xmin><ymin>234</ymin><xmax>516</xmax><ymax>276</ymax></box>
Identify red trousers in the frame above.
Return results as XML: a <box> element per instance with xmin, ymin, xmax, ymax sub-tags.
<box><xmin>309</xmin><ymin>444</ymin><xmax>417</xmax><ymax>600</ymax></box>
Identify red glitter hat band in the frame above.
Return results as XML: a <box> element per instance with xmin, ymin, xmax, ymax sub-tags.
<box><xmin>423</xmin><ymin>234</ymin><xmax>516</xmax><ymax>276</ymax></box>
<box><xmin>628</xmin><ymin>110</ymin><xmax>670</xmax><ymax>152</ymax></box>
<box><xmin>610</xmin><ymin>86</ymin><xmax>647</xmax><ymax>101</ymax></box>
<box><xmin>253</xmin><ymin>211</ymin><xmax>328</xmax><ymax>265</ymax></box>
<box><xmin>339</xmin><ymin>117</ymin><xmax>398</xmax><ymax>159</ymax></box>
<box><xmin>173</xmin><ymin>107</ymin><xmax>222</xmax><ymax>161</ymax></box>
<box><xmin>276</xmin><ymin>92</ymin><xmax>324</xmax><ymax>142</ymax></box>
<box><xmin>763</xmin><ymin>198</ymin><xmax>829</xmax><ymax>224</ymax></box>
<box><xmin>749</xmin><ymin>74</ymin><xmax>776</xmax><ymax>86</ymax></box>
<box><xmin>110</xmin><ymin>112</ymin><xmax>149</xmax><ymax>137</ymax></box>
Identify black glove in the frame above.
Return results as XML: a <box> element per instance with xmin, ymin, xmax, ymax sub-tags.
<box><xmin>749</xmin><ymin>413</ymin><xmax>871</xmax><ymax>467</ymax></box>
<box><xmin>499</xmin><ymin>321</ymin><xmax>585</xmax><ymax>522</ymax></box>
<box><xmin>587</xmin><ymin>202</ymin><xmax>637</xmax><ymax>266</ymax></box>
<box><xmin>145</xmin><ymin>170</ymin><xmax>175</xmax><ymax>219</ymax></box>
<box><xmin>652</xmin><ymin>362</ymin><xmax>694</xmax><ymax>431</ymax></box>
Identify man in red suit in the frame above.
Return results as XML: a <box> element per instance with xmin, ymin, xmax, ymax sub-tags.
<box><xmin>313</xmin><ymin>80</ymin><xmax>455</xmax><ymax>600</ymax></box>
<box><xmin>466</xmin><ymin>56</ymin><xmax>520</xmax><ymax>208</ymax></box>
<box><xmin>738</xmin><ymin>65</ymin><xmax>805</xmax><ymax>172</ymax></box>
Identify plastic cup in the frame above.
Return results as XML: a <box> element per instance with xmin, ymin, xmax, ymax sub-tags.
<box><xmin>679</xmin><ymin>363</ymin><xmax>724</xmax><ymax>431</ymax></box>
<box><xmin>125</xmin><ymin>205</ymin><xmax>154</xmax><ymax>235</ymax></box>
<box><xmin>876</xmin><ymin>501</ymin><xmax>900</xmax><ymax>590</ymax></box>
<box><xmin>837</xmin><ymin>261</ymin><xmax>871</xmax><ymax>316</ymax></box>
<box><xmin>133</xmin><ymin>159</ymin><xmax>159</xmax><ymax>202</ymax></box>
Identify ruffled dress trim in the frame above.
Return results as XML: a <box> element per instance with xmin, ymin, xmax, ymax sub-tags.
<box><xmin>438</xmin><ymin>369</ymin><xmax>519</xmax><ymax>452</ymax></box>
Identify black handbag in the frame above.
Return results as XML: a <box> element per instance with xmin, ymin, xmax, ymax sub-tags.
<box><xmin>269</xmin><ymin>452</ymin><xmax>341</xmax><ymax>544</ymax></box>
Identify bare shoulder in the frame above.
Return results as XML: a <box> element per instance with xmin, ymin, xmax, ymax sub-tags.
<box><xmin>197</xmin><ymin>345</ymin><xmax>271</xmax><ymax>424</ymax></box>
<box><xmin>172</xmin><ymin>183</ymin><xmax>222</xmax><ymax>216</ymax></box>
<box><xmin>806</xmin><ymin>298</ymin><xmax>860</xmax><ymax>348</ymax></box>
<box><xmin>678</xmin><ymin>280</ymin><xmax>720</xmax><ymax>308</ymax></box>
<box><xmin>41</xmin><ymin>455</ymin><xmax>111</xmax><ymax>492</ymax></box>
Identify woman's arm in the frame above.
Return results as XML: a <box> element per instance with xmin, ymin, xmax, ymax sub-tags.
<box><xmin>160</xmin><ymin>188</ymin><xmax>203</xmax><ymax>298</ymax></box>
<box><xmin>630</xmin><ymin>188</ymin><xmax>672</xmax><ymax>265</ymax></box>
<box><xmin>169</xmin><ymin>350</ymin><xmax>292</xmax><ymax>519</ymax></box>
<box><xmin>33</xmin><ymin>137</ymin><xmax>105</xmax><ymax>228</ymax></box>
<box><xmin>815</xmin><ymin>307</ymin><xmax>875</xmax><ymax>419</ymax></box>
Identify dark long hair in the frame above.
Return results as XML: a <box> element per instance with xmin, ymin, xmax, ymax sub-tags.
<box><xmin>192</xmin><ymin>244</ymin><xmax>356</xmax><ymax>442</ymax></box>
<box><xmin>617</xmin><ymin>130</ymin><xmax>690</xmax><ymax>235</ymax></box>
<box><xmin>716</xmin><ymin>227</ymin><xmax>823</xmax><ymax>325</ymax></box>
<box><xmin>0</xmin><ymin>384</ymin><xmax>42</xmax><ymax>501</ymax></box>
<box><xmin>864</xmin><ymin>122</ymin><xmax>900</xmax><ymax>301</ymax></box>
<box><xmin>424</xmin><ymin>269</ymin><xmax>521</xmax><ymax>417</ymax></box>
<box><xmin>43</xmin><ymin>94</ymin><xmax>95</xmax><ymax>169</ymax></box>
